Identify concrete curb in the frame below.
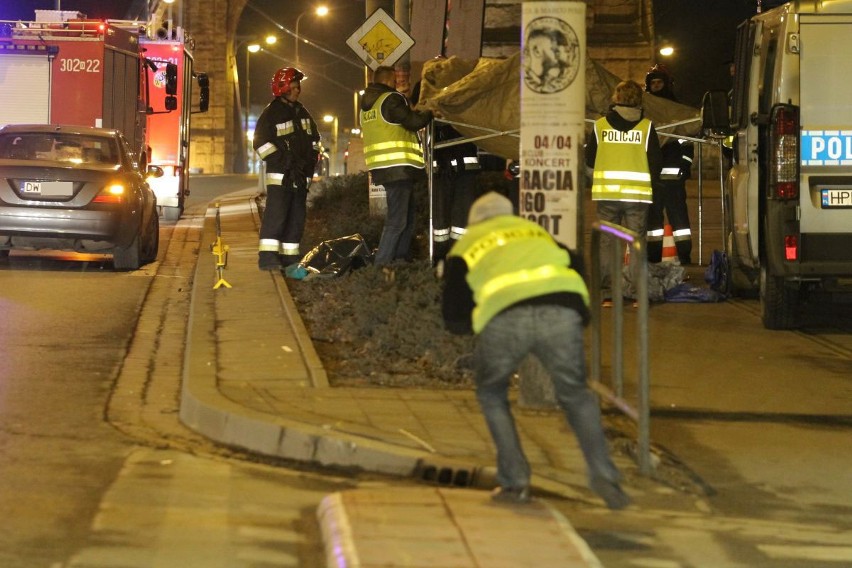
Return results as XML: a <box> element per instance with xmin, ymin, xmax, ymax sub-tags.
<box><xmin>178</xmin><ymin>195</ymin><xmax>430</xmax><ymax>475</ymax></box>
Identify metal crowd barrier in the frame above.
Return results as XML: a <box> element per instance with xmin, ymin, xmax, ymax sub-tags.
<box><xmin>589</xmin><ymin>221</ymin><xmax>652</xmax><ymax>476</ymax></box>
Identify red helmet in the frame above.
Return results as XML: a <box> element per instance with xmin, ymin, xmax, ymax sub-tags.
<box><xmin>271</xmin><ymin>67</ymin><xmax>305</xmax><ymax>97</ymax></box>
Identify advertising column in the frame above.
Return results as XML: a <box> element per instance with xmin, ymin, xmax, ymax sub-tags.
<box><xmin>518</xmin><ymin>1</ymin><xmax>586</xmax><ymax>408</ymax></box>
<box><xmin>519</xmin><ymin>1</ymin><xmax>585</xmax><ymax>250</ymax></box>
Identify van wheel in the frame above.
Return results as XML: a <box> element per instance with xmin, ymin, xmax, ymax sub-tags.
<box><xmin>760</xmin><ymin>266</ymin><xmax>799</xmax><ymax>329</ymax></box>
<box><xmin>114</xmin><ymin>235</ymin><xmax>141</xmax><ymax>271</ymax></box>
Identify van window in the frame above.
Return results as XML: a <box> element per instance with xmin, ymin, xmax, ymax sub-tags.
<box><xmin>731</xmin><ymin>20</ymin><xmax>754</xmax><ymax>130</ymax></box>
<box><xmin>758</xmin><ymin>34</ymin><xmax>778</xmax><ymax>118</ymax></box>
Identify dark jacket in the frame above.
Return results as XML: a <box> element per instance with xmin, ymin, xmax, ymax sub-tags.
<box><xmin>659</xmin><ymin>137</ymin><xmax>694</xmax><ymax>180</ymax></box>
<box><xmin>434</xmin><ymin>124</ymin><xmax>480</xmax><ymax>175</ymax></box>
<box><xmin>360</xmin><ymin>82</ymin><xmax>433</xmax><ymax>185</ymax></box>
<box><xmin>646</xmin><ymin>90</ymin><xmax>694</xmax><ymax>179</ymax></box>
<box><xmin>254</xmin><ymin>97</ymin><xmax>320</xmax><ymax>179</ymax></box>
<box><xmin>585</xmin><ymin>106</ymin><xmax>663</xmax><ymax>190</ymax></box>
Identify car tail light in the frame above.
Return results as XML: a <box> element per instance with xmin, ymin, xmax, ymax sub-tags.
<box><xmin>93</xmin><ymin>183</ymin><xmax>126</xmax><ymax>203</ymax></box>
<box><xmin>784</xmin><ymin>234</ymin><xmax>798</xmax><ymax>261</ymax></box>
<box><xmin>769</xmin><ymin>104</ymin><xmax>799</xmax><ymax>200</ymax></box>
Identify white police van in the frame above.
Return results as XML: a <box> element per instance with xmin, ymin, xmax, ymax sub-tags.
<box><xmin>705</xmin><ymin>0</ymin><xmax>852</xmax><ymax>329</ymax></box>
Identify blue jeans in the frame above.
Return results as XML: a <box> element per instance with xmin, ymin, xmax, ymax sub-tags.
<box><xmin>474</xmin><ymin>304</ymin><xmax>621</xmax><ymax>489</ymax></box>
<box><xmin>596</xmin><ymin>200</ymin><xmax>648</xmax><ymax>299</ymax></box>
<box><xmin>374</xmin><ymin>179</ymin><xmax>416</xmax><ymax>266</ymax></box>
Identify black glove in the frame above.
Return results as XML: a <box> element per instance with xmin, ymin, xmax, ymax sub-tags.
<box><xmin>294</xmin><ymin>174</ymin><xmax>308</xmax><ymax>192</ymax></box>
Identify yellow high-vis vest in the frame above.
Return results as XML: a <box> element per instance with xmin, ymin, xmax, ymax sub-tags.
<box><xmin>360</xmin><ymin>92</ymin><xmax>425</xmax><ymax>170</ymax></box>
<box><xmin>591</xmin><ymin>117</ymin><xmax>653</xmax><ymax>203</ymax></box>
<box><xmin>449</xmin><ymin>215</ymin><xmax>589</xmax><ymax>333</ymax></box>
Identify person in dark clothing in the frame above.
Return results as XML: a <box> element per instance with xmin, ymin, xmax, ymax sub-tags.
<box><xmin>430</xmin><ymin>122</ymin><xmax>480</xmax><ymax>264</ymax></box>
<box><xmin>644</xmin><ymin>64</ymin><xmax>695</xmax><ymax>264</ymax></box>
<box><xmin>253</xmin><ymin>67</ymin><xmax>321</xmax><ymax>272</ymax></box>
<box><xmin>441</xmin><ymin>192</ymin><xmax>630</xmax><ymax>509</ymax></box>
<box><xmin>411</xmin><ymin>81</ymin><xmax>479</xmax><ymax>264</ymax></box>
<box><xmin>412</xmin><ymin>77</ymin><xmax>480</xmax><ymax>265</ymax></box>
<box><xmin>360</xmin><ymin>66</ymin><xmax>433</xmax><ymax>266</ymax></box>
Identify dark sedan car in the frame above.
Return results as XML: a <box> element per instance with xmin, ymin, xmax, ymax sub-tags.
<box><xmin>0</xmin><ymin>124</ymin><xmax>160</xmax><ymax>270</ymax></box>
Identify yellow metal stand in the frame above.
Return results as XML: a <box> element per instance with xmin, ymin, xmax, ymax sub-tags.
<box><xmin>211</xmin><ymin>202</ymin><xmax>232</xmax><ymax>289</ymax></box>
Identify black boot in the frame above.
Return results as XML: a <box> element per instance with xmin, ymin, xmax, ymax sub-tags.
<box><xmin>279</xmin><ymin>254</ymin><xmax>301</xmax><ymax>269</ymax></box>
<box><xmin>258</xmin><ymin>251</ymin><xmax>282</xmax><ymax>271</ymax></box>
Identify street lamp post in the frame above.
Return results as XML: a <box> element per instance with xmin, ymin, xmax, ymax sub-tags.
<box><xmin>236</xmin><ymin>35</ymin><xmax>276</xmax><ymax>173</ymax></box>
<box><xmin>323</xmin><ymin>114</ymin><xmax>338</xmax><ymax>176</ymax></box>
<box><xmin>294</xmin><ymin>5</ymin><xmax>329</xmax><ymax>68</ymax></box>
<box><xmin>244</xmin><ymin>43</ymin><xmax>260</xmax><ymax>172</ymax></box>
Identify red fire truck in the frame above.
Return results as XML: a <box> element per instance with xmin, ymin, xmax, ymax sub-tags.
<box><xmin>140</xmin><ymin>30</ymin><xmax>209</xmax><ymax>221</ymax></box>
<box><xmin>0</xmin><ymin>14</ymin><xmax>149</xmax><ymax>157</ymax></box>
<box><xmin>0</xmin><ymin>11</ymin><xmax>209</xmax><ymax>221</ymax></box>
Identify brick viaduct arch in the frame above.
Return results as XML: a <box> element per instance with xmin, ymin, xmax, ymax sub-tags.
<box><xmin>165</xmin><ymin>0</ymin><xmax>249</xmax><ymax>175</ymax></box>
<box><xmin>167</xmin><ymin>0</ymin><xmax>652</xmax><ymax>175</ymax></box>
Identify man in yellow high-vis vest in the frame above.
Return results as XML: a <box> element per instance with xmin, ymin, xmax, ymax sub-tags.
<box><xmin>360</xmin><ymin>66</ymin><xmax>433</xmax><ymax>266</ymax></box>
<box><xmin>442</xmin><ymin>192</ymin><xmax>630</xmax><ymax>509</ymax></box>
<box><xmin>585</xmin><ymin>80</ymin><xmax>662</xmax><ymax>306</ymax></box>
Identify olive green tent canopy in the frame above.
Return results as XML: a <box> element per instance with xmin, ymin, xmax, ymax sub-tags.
<box><xmin>416</xmin><ymin>53</ymin><xmax>702</xmax><ymax>160</ymax></box>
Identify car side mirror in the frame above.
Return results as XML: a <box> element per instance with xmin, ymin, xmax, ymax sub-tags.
<box><xmin>165</xmin><ymin>63</ymin><xmax>178</xmax><ymax>96</ymax></box>
<box><xmin>701</xmin><ymin>90</ymin><xmax>732</xmax><ymax>139</ymax></box>
<box><xmin>146</xmin><ymin>164</ymin><xmax>165</xmax><ymax>178</ymax></box>
<box><xmin>197</xmin><ymin>73</ymin><xmax>210</xmax><ymax>113</ymax></box>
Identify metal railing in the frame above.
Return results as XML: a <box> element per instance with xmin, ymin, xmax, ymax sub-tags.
<box><xmin>589</xmin><ymin>221</ymin><xmax>652</xmax><ymax>475</ymax></box>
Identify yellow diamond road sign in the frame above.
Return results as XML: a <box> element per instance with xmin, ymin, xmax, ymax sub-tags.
<box><xmin>346</xmin><ymin>8</ymin><xmax>415</xmax><ymax>70</ymax></box>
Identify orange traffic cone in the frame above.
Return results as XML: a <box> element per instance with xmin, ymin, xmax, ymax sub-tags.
<box><xmin>661</xmin><ymin>224</ymin><xmax>678</xmax><ymax>263</ymax></box>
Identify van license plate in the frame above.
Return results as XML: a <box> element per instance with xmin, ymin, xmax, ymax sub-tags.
<box><xmin>821</xmin><ymin>188</ymin><xmax>852</xmax><ymax>208</ymax></box>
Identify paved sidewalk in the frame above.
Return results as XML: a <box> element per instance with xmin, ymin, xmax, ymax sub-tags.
<box><xmin>178</xmin><ymin>191</ymin><xmax>641</xmax><ymax>567</ymax></box>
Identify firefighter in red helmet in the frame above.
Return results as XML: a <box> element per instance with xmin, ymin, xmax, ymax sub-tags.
<box><xmin>644</xmin><ymin>64</ymin><xmax>694</xmax><ymax>264</ymax></box>
<box><xmin>253</xmin><ymin>67</ymin><xmax>321</xmax><ymax>272</ymax></box>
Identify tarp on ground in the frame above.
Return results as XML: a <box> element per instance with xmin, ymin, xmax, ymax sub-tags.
<box><xmin>415</xmin><ymin>53</ymin><xmax>702</xmax><ymax>160</ymax></box>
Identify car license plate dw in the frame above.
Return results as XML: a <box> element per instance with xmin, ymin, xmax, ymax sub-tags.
<box><xmin>19</xmin><ymin>181</ymin><xmax>73</xmax><ymax>197</ymax></box>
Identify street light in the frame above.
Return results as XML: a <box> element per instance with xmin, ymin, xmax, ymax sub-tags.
<box><xmin>353</xmin><ymin>89</ymin><xmax>364</xmax><ymax>129</ymax></box>
<box><xmin>323</xmin><ymin>114</ymin><xmax>338</xmax><ymax>176</ymax></box>
<box><xmin>237</xmin><ymin>35</ymin><xmax>276</xmax><ymax>172</ymax></box>
<box><xmin>245</xmin><ymin>43</ymin><xmax>260</xmax><ymax>172</ymax></box>
<box><xmin>295</xmin><ymin>5</ymin><xmax>329</xmax><ymax>68</ymax></box>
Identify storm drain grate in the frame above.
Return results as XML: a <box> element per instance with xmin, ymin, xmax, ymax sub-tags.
<box><xmin>417</xmin><ymin>464</ymin><xmax>474</xmax><ymax>487</ymax></box>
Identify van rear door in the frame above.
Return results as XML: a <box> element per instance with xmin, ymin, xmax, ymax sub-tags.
<box><xmin>798</xmin><ymin>14</ymin><xmax>852</xmax><ymax>268</ymax></box>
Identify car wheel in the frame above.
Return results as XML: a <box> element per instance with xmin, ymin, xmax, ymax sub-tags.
<box><xmin>760</xmin><ymin>265</ymin><xmax>799</xmax><ymax>330</ymax></box>
<box><xmin>142</xmin><ymin>213</ymin><xmax>159</xmax><ymax>264</ymax></box>
<box><xmin>113</xmin><ymin>234</ymin><xmax>141</xmax><ymax>271</ymax></box>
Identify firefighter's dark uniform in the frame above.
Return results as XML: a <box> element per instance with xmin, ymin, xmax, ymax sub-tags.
<box><xmin>253</xmin><ymin>97</ymin><xmax>320</xmax><ymax>269</ymax></box>
<box><xmin>647</xmin><ymin>138</ymin><xmax>694</xmax><ymax>263</ymax></box>
<box><xmin>431</xmin><ymin>124</ymin><xmax>480</xmax><ymax>262</ymax></box>
<box><xmin>644</xmin><ymin>67</ymin><xmax>694</xmax><ymax>264</ymax></box>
